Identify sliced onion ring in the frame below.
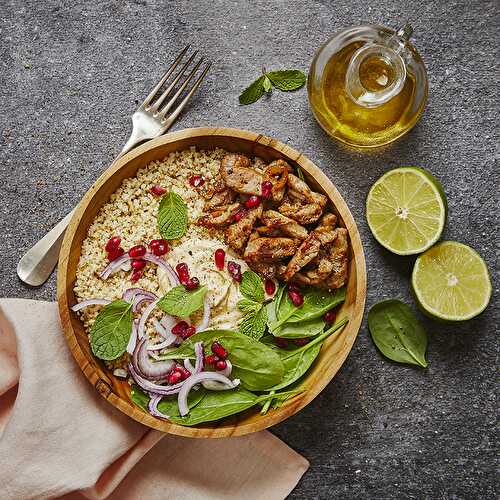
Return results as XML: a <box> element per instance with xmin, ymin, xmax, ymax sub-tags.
<box><xmin>137</xmin><ymin>298</ymin><xmax>160</xmax><ymax>339</ymax></box>
<box><xmin>148</xmin><ymin>395</ymin><xmax>169</xmax><ymax>419</ymax></box>
<box><xmin>201</xmin><ymin>360</ymin><xmax>233</xmax><ymax>390</ymax></box>
<box><xmin>146</xmin><ymin>319</ymin><xmax>177</xmax><ymax>351</ymax></box>
<box><xmin>132</xmin><ymin>337</ymin><xmax>175</xmax><ymax>380</ymax></box>
<box><xmin>100</xmin><ymin>254</ymin><xmax>131</xmax><ymax>279</ymax></box>
<box><xmin>143</xmin><ymin>252</ymin><xmax>179</xmax><ymax>288</ymax></box>
<box><xmin>71</xmin><ymin>299</ymin><xmax>111</xmax><ymax>312</ymax></box>
<box><xmin>127</xmin><ymin>319</ymin><xmax>139</xmax><ymax>355</ymax></box>
<box><xmin>128</xmin><ymin>363</ymin><xmax>183</xmax><ymax>396</ymax></box>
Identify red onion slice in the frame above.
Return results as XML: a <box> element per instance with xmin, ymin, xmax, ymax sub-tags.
<box><xmin>143</xmin><ymin>252</ymin><xmax>179</xmax><ymax>288</ymax></box>
<box><xmin>194</xmin><ymin>342</ymin><xmax>204</xmax><ymax>373</ymax></box>
<box><xmin>137</xmin><ymin>298</ymin><xmax>160</xmax><ymax>339</ymax></box>
<box><xmin>132</xmin><ymin>338</ymin><xmax>175</xmax><ymax>380</ymax></box>
<box><xmin>201</xmin><ymin>360</ymin><xmax>234</xmax><ymax>390</ymax></box>
<box><xmin>100</xmin><ymin>254</ymin><xmax>131</xmax><ymax>279</ymax></box>
<box><xmin>147</xmin><ymin>319</ymin><xmax>177</xmax><ymax>351</ymax></box>
<box><xmin>177</xmin><ymin>372</ymin><xmax>239</xmax><ymax>416</ymax></box>
<box><xmin>71</xmin><ymin>298</ymin><xmax>111</xmax><ymax>311</ymax></box>
<box><xmin>128</xmin><ymin>363</ymin><xmax>183</xmax><ymax>396</ymax></box>
<box><xmin>122</xmin><ymin>288</ymin><xmax>145</xmax><ymax>303</ymax></box>
<box><xmin>148</xmin><ymin>395</ymin><xmax>170</xmax><ymax>419</ymax></box>
<box><xmin>127</xmin><ymin>319</ymin><xmax>139</xmax><ymax>355</ymax></box>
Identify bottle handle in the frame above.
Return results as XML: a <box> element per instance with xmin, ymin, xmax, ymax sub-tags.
<box><xmin>345</xmin><ymin>23</ymin><xmax>413</xmax><ymax>108</ymax></box>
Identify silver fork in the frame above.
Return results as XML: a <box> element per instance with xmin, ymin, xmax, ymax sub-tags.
<box><xmin>17</xmin><ymin>46</ymin><xmax>211</xmax><ymax>286</ymax></box>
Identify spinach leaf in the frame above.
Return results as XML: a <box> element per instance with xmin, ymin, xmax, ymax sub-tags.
<box><xmin>368</xmin><ymin>300</ymin><xmax>428</xmax><ymax>368</ymax></box>
<box><xmin>157</xmin><ymin>285</ymin><xmax>208</xmax><ymax>317</ymax></box>
<box><xmin>131</xmin><ymin>385</ymin><xmax>205</xmax><ymax>417</ymax></box>
<box><xmin>157</xmin><ymin>191</ymin><xmax>188</xmax><ymax>240</ymax></box>
<box><xmin>270</xmin><ymin>287</ymin><xmax>346</xmax><ymax>331</ymax></box>
<box><xmin>240</xmin><ymin>270</ymin><xmax>264</xmax><ymax>303</ymax></box>
<box><xmin>90</xmin><ymin>300</ymin><xmax>133</xmax><ymax>360</ymax></box>
<box><xmin>271</xmin><ymin>316</ymin><xmax>326</xmax><ymax>339</ymax></box>
<box><xmin>239</xmin><ymin>304</ymin><xmax>267</xmax><ymax>340</ymax></box>
<box><xmin>268</xmin><ymin>317</ymin><xmax>348</xmax><ymax>391</ymax></box>
<box><xmin>158</xmin><ymin>329</ymin><xmax>285</xmax><ymax>391</ymax></box>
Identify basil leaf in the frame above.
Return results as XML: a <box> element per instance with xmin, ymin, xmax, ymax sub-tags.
<box><xmin>268</xmin><ymin>317</ymin><xmax>348</xmax><ymax>391</ymax></box>
<box><xmin>239</xmin><ymin>75</ymin><xmax>265</xmax><ymax>105</ymax></box>
<box><xmin>240</xmin><ymin>270</ymin><xmax>265</xmax><ymax>303</ymax></box>
<box><xmin>368</xmin><ymin>300</ymin><xmax>428</xmax><ymax>368</ymax></box>
<box><xmin>157</xmin><ymin>285</ymin><xmax>208</xmax><ymax>317</ymax></box>
<box><xmin>157</xmin><ymin>191</ymin><xmax>188</xmax><ymax>240</ymax></box>
<box><xmin>237</xmin><ymin>298</ymin><xmax>262</xmax><ymax>314</ymax></box>
<box><xmin>239</xmin><ymin>305</ymin><xmax>267</xmax><ymax>340</ymax></box>
<box><xmin>131</xmin><ymin>385</ymin><xmax>205</xmax><ymax>417</ymax></box>
<box><xmin>271</xmin><ymin>316</ymin><xmax>326</xmax><ymax>339</ymax></box>
<box><xmin>271</xmin><ymin>287</ymin><xmax>346</xmax><ymax>330</ymax></box>
<box><xmin>90</xmin><ymin>300</ymin><xmax>133</xmax><ymax>360</ymax></box>
<box><xmin>158</xmin><ymin>329</ymin><xmax>284</xmax><ymax>391</ymax></box>
<box><xmin>266</xmin><ymin>70</ymin><xmax>306</xmax><ymax>91</ymax></box>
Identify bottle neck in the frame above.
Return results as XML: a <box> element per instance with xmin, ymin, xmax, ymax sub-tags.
<box><xmin>345</xmin><ymin>24</ymin><xmax>413</xmax><ymax>108</ymax></box>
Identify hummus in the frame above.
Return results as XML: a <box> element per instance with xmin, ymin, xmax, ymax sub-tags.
<box><xmin>158</xmin><ymin>239</ymin><xmax>249</xmax><ymax>330</ymax></box>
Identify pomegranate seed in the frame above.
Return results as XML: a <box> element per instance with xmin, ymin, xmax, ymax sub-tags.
<box><xmin>288</xmin><ymin>290</ymin><xmax>304</xmax><ymax>307</ymax></box>
<box><xmin>185</xmin><ymin>277</ymin><xmax>200</xmax><ymax>290</ymax></box>
<box><xmin>131</xmin><ymin>259</ymin><xmax>146</xmax><ymax>270</ymax></box>
<box><xmin>107</xmin><ymin>247</ymin><xmax>125</xmax><ymax>262</ymax></box>
<box><xmin>188</xmin><ymin>175</ymin><xmax>205</xmax><ymax>187</ymax></box>
<box><xmin>128</xmin><ymin>245</ymin><xmax>146</xmax><ymax>259</ymax></box>
<box><xmin>214</xmin><ymin>248</ymin><xmax>226</xmax><ymax>270</ymax></box>
<box><xmin>288</xmin><ymin>282</ymin><xmax>300</xmax><ymax>293</ymax></box>
<box><xmin>245</xmin><ymin>195</ymin><xmax>261</xmax><ymax>209</ymax></box>
<box><xmin>275</xmin><ymin>337</ymin><xmax>289</xmax><ymax>348</ymax></box>
<box><xmin>227</xmin><ymin>261</ymin><xmax>242</xmax><ymax>282</ymax></box>
<box><xmin>234</xmin><ymin>209</ymin><xmax>247</xmax><ymax>222</ymax></box>
<box><xmin>176</xmin><ymin>262</ymin><xmax>190</xmax><ymax>284</ymax></box>
<box><xmin>171</xmin><ymin>321</ymin><xmax>189</xmax><ymax>336</ymax></box>
<box><xmin>149</xmin><ymin>239</ymin><xmax>169</xmax><ymax>256</ymax></box>
<box><xmin>211</xmin><ymin>341</ymin><xmax>228</xmax><ymax>359</ymax></box>
<box><xmin>204</xmin><ymin>354</ymin><xmax>219</xmax><ymax>365</ymax></box>
<box><xmin>215</xmin><ymin>359</ymin><xmax>227</xmax><ymax>371</ymax></box>
<box><xmin>105</xmin><ymin>236</ymin><xmax>121</xmax><ymax>252</ymax></box>
<box><xmin>182</xmin><ymin>325</ymin><xmax>196</xmax><ymax>338</ymax></box>
<box><xmin>261</xmin><ymin>181</ymin><xmax>273</xmax><ymax>199</ymax></box>
<box><xmin>294</xmin><ymin>338</ymin><xmax>310</xmax><ymax>346</ymax></box>
<box><xmin>323</xmin><ymin>310</ymin><xmax>337</xmax><ymax>323</ymax></box>
<box><xmin>168</xmin><ymin>371</ymin><xmax>182</xmax><ymax>384</ymax></box>
<box><xmin>177</xmin><ymin>366</ymin><xmax>191</xmax><ymax>380</ymax></box>
<box><xmin>130</xmin><ymin>269</ymin><xmax>143</xmax><ymax>282</ymax></box>
<box><xmin>150</xmin><ymin>184</ymin><xmax>167</xmax><ymax>196</ymax></box>
<box><xmin>265</xmin><ymin>279</ymin><xmax>276</xmax><ymax>296</ymax></box>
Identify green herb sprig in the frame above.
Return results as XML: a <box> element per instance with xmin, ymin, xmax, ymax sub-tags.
<box><xmin>237</xmin><ymin>270</ymin><xmax>267</xmax><ymax>339</ymax></box>
<box><xmin>239</xmin><ymin>69</ymin><xmax>307</xmax><ymax>105</ymax></box>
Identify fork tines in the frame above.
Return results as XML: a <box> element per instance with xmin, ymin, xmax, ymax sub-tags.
<box><xmin>143</xmin><ymin>45</ymin><xmax>211</xmax><ymax>125</ymax></box>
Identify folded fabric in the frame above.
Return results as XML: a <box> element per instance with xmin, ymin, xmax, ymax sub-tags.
<box><xmin>0</xmin><ymin>299</ymin><xmax>308</xmax><ymax>500</ymax></box>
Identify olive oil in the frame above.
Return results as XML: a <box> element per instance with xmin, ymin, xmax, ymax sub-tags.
<box><xmin>308</xmin><ymin>24</ymin><xmax>428</xmax><ymax>148</ymax></box>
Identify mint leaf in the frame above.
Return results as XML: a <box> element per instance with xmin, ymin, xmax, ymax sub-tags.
<box><xmin>239</xmin><ymin>306</ymin><xmax>267</xmax><ymax>340</ymax></box>
<box><xmin>239</xmin><ymin>76</ymin><xmax>265</xmax><ymax>105</ymax></box>
<box><xmin>90</xmin><ymin>300</ymin><xmax>133</xmax><ymax>360</ymax></box>
<box><xmin>157</xmin><ymin>191</ymin><xmax>188</xmax><ymax>240</ymax></box>
<box><xmin>158</xmin><ymin>285</ymin><xmax>208</xmax><ymax>317</ymax></box>
<box><xmin>240</xmin><ymin>270</ymin><xmax>265</xmax><ymax>303</ymax></box>
<box><xmin>237</xmin><ymin>298</ymin><xmax>262</xmax><ymax>314</ymax></box>
<box><xmin>263</xmin><ymin>75</ymin><xmax>272</xmax><ymax>92</ymax></box>
<box><xmin>267</xmin><ymin>70</ymin><xmax>306</xmax><ymax>91</ymax></box>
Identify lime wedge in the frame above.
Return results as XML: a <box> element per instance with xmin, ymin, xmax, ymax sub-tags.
<box><xmin>412</xmin><ymin>241</ymin><xmax>492</xmax><ymax>321</ymax></box>
<box><xmin>366</xmin><ymin>167</ymin><xmax>447</xmax><ymax>255</ymax></box>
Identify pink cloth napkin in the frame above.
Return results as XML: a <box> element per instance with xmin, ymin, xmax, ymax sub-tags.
<box><xmin>0</xmin><ymin>299</ymin><xmax>308</xmax><ymax>500</ymax></box>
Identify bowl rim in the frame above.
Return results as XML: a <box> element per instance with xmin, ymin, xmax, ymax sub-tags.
<box><xmin>57</xmin><ymin>126</ymin><xmax>367</xmax><ymax>438</ymax></box>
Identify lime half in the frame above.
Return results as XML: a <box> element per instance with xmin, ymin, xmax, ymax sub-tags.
<box><xmin>412</xmin><ymin>241</ymin><xmax>492</xmax><ymax>321</ymax></box>
<box><xmin>366</xmin><ymin>167</ymin><xmax>447</xmax><ymax>255</ymax></box>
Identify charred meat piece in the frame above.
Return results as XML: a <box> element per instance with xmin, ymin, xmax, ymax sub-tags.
<box><xmin>244</xmin><ymin>237</ymin><xmax>298</xmax><ymax>263</ymax></box>
<box><xmin>278</xmin><ymin>197</ymin><xmax>324</xmax><ymax>225</ymax></box>
<box><xmin>282</xmin><ymin>233</ymin><xmax>322</xmax><ymax>280</ymax></box>
<box><xmin>225</xmin><ymin>205</ymin><xmax>262</xmax><ymax>253</ymax></box>
<box><xmin>260</xmin><ymin>210</ymin><xmax>308</xmax><ymax>240</ymax></box>
<box><xmin>247</xmin><ymin>261</ymin><xmax>285</xmax><ymax>279</ymax></box>
<box><xmin>204</xmin><ymin>183</ymin><xmax>237</xmax><ymax>210</ymax></box>
<box><xmin>293</xmin><ymin>252</ymin><xmax>334</xmax><ymax>285</ymax></box>
<box><xmin>264</xmin><ymin>159</ymin><xmax>291</xmax><ymax>203</ymax></box>
<box><xmin>324</xmin><ymin>228</ymin><xmax>349</xmax><ymax>289</ymax></box>
<box><xmin>255</xmin><ymin>225</ymin><xmax>283</xmax><ymax>238</ymax></box>
<box><xmin>220</xmin><ymin>153</ymin><xmax>266</xmax><ymax>196</ymax></box>
<box><xmin>198</xmin><ymin>202</ymin><xmax>241</xmax><ymax>228</ymax></box>
<box><xmin>287</xmin><ymin>174</ymin><xmax>328</xmax><ymax>208</ymax></box>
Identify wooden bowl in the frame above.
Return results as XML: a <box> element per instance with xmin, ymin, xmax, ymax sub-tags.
<box><xmin>58</xmin><ymin>127</ymin><xmax>366</xmax><ymax>438</ymax></box>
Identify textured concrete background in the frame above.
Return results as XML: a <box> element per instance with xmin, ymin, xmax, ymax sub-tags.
<box><xmin>0</xmin><ymin>0</ymin><xmax>498</xmax><ymax>498</ymax></box>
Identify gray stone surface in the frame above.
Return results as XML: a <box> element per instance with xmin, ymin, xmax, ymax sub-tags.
<box><xmin>0</xmin><ymin>0</ymin><xmax>498</xmax><ymax>498</ymax></box>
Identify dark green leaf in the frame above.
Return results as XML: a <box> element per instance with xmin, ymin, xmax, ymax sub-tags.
<box><xmin>157</xmin><ymin>191</ymin><xmax>188</xmax><ymax>240</ymax></box>
<box><xmin>239</xmin><ymin>76</ymin><xmax>265</xmax><ymax>105</ymax></box>
<box><xmin>157</xmin><ymin>285</ymin><xmax>208</xmax><ymax>317</ymax></box>
<box><xmin>239</xmin><ymin>305</ymin><xmax>267</xmax><ymax>340</ymax></box>
<box><xmin>158</xmin><ymin>329</ymin><xmax>284</xmax><ymax>391</ymax></box>
<box><xmin>263</xmin><ymin>75</ymin><xmax>272</xmax><ymax>92</ymax></box>
<box><xmin>90</xmin><ymin>300</ymin><xmax>133</xmax><ymax>360</ymax></box>
<box><xmin>296</xmin><ymin>166</ymin><xmax>305</xmax><ymax>181</ymax></box>
<box><xmin>267</xmin><ymin>70</ymin><xmax>306</xmax><ymax>91</ymax></box>
<box><xmin>271</xmin><ymin>316</ymin><xmax>326</xmax><ymax>339</ymax></box>
<box><xmin>368</xmin><ymin>300</ymin><xmax>428</xmax><ymax>368</ymax></box>
<box><xmin>240</xmin><ymin>270</ymin><xmax>265</xmax><ymax>303</ymax></box>
<box><xmin>237</xmin><ymin>298</ymin><xmax>262</xmax><ymax>314</ymax></box>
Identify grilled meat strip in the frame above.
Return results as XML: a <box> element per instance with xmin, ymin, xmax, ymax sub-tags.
<box><xmin>324</xmin><ymin>227</ymin><xmax>349</xmax><ymax>289</ymax></box>
<box><xmin>225</xmin><ymin>205</ymin><xmax>262</xmax><ymax>253</ymax></box>
<box><xmin>244</xmin><ymin>237</ymin><xmax>298</xmax><ymax>263</ymax></box>
<box><xmin>264</xmin><ymin>159</ymin><xmax>291</xmax><ymax>203</ymax></box>
<box><xmin>260</xmin><ymin>210</ymin><xmax>308</xmax><ymax>240</ymax></box>
<box><xmin>220</xmin><ymin>153</ymin><xmax>266</xmax><ymax>196</ymax></box>
<box><xmin>198</xmin><ymin>202</ymin><xmax>241</xmax><ymax>228</ymax></box>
